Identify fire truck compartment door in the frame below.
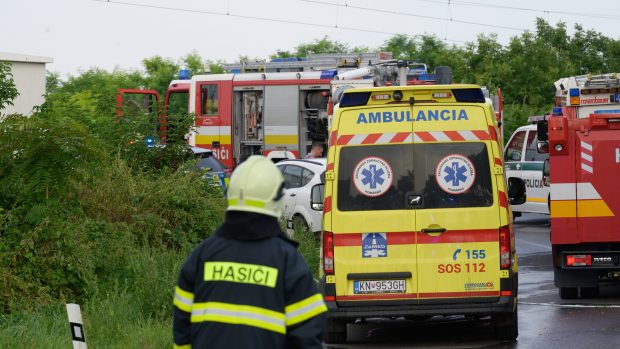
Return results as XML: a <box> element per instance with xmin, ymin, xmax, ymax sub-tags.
<box><xmin>263</xmin><ymin>85</ymin><xmax>300</xmax><ymax>152</ymax></box>
<box><xmin>576</xmin><ymin>131</ymin><xmax>620</xmax><ymax>242</ymax></box>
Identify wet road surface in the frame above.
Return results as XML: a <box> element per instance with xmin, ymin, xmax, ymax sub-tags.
<box><xmin>325</xmin><ymin>213</ymin><xmax>620</xmax><ymax>348</ymax></box>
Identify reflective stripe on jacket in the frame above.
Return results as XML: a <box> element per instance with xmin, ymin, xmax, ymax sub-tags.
<box><xmin>173</xmin><ymin>212</ymin><xmax>327</xmax><ymax>348</ymax></box>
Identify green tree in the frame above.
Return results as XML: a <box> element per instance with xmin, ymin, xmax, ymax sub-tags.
<box><xmin>269</xmin><ymin>49</ymin><xmax>295</xmax><ymax>60</ymax></box>
<box><xmin>294</xmin><ymin>36</ymin><xmax>348</xmax><ymax>56</ymax></box>
<box><xmin>382</xmin><ymin>34</ymin><xmax>417</xmax><ymax>59</ymax></box>
<box><xmin>142</xmin><ymin>56</ymin><xmax>179</xmax><ymax>96</ymax></box>
<box><xmin>0</xmin><ymin>62</ymin><xmax>19</xmax><ymax>113</ymax></box>
<box><xmin>207</xmin><ymin>59</ymin><xmax>226</xmax><ymax>74</ymax></box>
<box><xmin>45</xmin><ymin>71</ymin><xmax>62</xmax><ymax>94</ymax></box>
<box><xmin>182</xmin><ymin>51</ymin><xmax>205</xmax><ymax>76</ymax></box>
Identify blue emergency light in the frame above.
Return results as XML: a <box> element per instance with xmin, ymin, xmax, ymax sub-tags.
<box><xmin>179</xmin><ymin>69</ymin><xmax>191</xmax><ymax>80</ymax></box>
<box><xmin>569</xmin><ymin>88</ymin><xmax>580</xmax><ymax>97</ymax></box>
<box><xmin>418</xmin><ymin>74</ymin><xmax>436</xmax><ymax>81</ymax></box>
<box><xmin>552</xmin><ymin>107</ymin><xmax>563</xmax><ymax>116</ymax></box>
<box><xmin>145</xmin><ymin>136</ymin><xmax>155</xmax><ymax>148</ymax></box>
<box><xmin>320</xmin><ymin>70</ymin><xmax>338</xmax><ymax>79</ymax></box>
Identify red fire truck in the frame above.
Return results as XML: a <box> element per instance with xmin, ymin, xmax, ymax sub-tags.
<box><xmin>117</xmin><ymin>53</ymin><xmax>503</xmax><ymax>169</ymax></box>
<box><xmin>538</xmin><ymin>73</ymin><xmax>620</xmax><ymax>299</ymax></box>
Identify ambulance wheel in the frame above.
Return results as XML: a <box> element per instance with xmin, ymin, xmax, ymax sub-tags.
<box><xmin>559</xmin><ymin>287</ymin><xmax>578</xmax><ymax>299</ymax></box>
<box><xmin>493</xmin><ymin>307</ymin><xmax>518</xmax><ymax>341</ymax></box>
<box><xmin>324</xmin><ymin>317</ymin><xmax>347</xmax><ymax>344</ymax></box>
<box><xmin>580</xmin><ymin>286</ymin><xmax>599</xmax><ymax>298</ymax></box>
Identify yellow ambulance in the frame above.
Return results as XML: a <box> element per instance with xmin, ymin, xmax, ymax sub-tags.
<box><xmin>311</xmin><ymin>84</ymin><xmax>525</xmax><ymax>343</ymax></box>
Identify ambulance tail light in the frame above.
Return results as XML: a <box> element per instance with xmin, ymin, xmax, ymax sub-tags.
<box><xmin>500</xmin><ymin>226</ymin><xmax>511</xmax><ymax>269</ymax></box>
<box><xmin>323</xmin><ymin>231</ymin><xmax>334</xmax><ymax>274</ymax></box>
<box><xmin>566</xmin><ymin>254</ymin><xmax>592</xmax><ymax>267</ymax></box>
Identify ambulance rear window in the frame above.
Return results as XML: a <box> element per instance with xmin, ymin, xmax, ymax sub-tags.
<box><xmin>337</xmin><ymin>144</ymin><xmax>414</xmax><ymax>211</ymax></box>
<box><xmin>337</xmin><ymin>143</ymin><xmax>493</xmax><ymax>211</ymax></box>
<box><xmin>414</xmin><ymin>143</ymin><xmax>493</xmax><ymax>209</ymax></box>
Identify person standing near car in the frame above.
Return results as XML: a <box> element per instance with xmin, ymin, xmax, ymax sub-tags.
<box><xmin>306</xmin><ymin>142</ymin><xmax>324</xmax><ymax>159</ymax></box>
<box><xmin>173</xmin><ymin>155</ymin><xmax>327</xmax><ymax>349</ymax></box>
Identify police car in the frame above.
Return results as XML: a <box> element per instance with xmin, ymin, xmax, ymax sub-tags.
<box><xmin>311</xmin><ymin>84</ymin><xmax>525</xmax><ymax>343</ymax></box>
<box><xmin>504</xmin><ymin>121</ymin><xmax>550</xmax><ymax>216</ymax></box>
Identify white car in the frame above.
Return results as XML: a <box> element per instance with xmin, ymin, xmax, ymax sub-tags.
<box><xmin>276</xmin><ymin>158</ymin><xmax>326</xmax><ymax>235</ymax></box>
<box><xmin>504</xmin><ymin>123</ymin><xmax>550</xmax><ymax>216</ymax></box>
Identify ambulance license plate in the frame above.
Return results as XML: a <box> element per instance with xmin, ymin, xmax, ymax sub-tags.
<box><xmin>354</xmin><ymin>280</ymin><xmax>406</xmax><ymax>294</ymax></box>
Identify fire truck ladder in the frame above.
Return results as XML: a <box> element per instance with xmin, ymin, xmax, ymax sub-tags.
<box><xmin>573</xmin><ymin>73</ymin><xmax>620</xmax><ymax>88</ymax></box>
<box><xmin>222</xmin><ymin>52</ymin><xmax>392</xmax><ymax>73</ymax></box>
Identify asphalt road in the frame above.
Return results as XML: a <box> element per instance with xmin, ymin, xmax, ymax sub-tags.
<box><xmin>325</xmin><ymin>213</ymin><xmax>620</xmax><ymax>349</ymax></box>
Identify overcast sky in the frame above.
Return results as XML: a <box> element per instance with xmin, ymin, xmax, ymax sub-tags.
<box><xmin>2</xmin><ymin>0</ymin><xmax>619</xmax><ymax>77</ymax></box>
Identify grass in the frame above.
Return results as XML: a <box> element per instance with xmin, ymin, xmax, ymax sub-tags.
<box><xmin>0</xmin><ymin>224</ymin><xmax>320</xmax><ymax>348</ymax></box>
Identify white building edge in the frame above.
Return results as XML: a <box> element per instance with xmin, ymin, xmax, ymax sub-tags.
<box><xmin>0</xmin><ymin>52</ymin><xmax>54</xmax><ymax>116</ymax></box>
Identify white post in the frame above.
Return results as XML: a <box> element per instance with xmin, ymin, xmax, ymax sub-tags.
<box><xmin>66</xmin><ymin>304</ymin><xmax>87</xmax><ymax>349</ymax></box>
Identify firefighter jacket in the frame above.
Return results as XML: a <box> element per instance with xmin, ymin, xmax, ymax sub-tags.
<box><xmin>173</xmin><ymin>211</ymin><xmax>327</xmax><ymax>348</ymax></box>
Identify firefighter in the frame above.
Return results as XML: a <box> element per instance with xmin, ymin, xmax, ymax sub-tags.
<box><xmin>306</xmin><ymin>141</ymin><xmax>325</xmax><ymax>159</ymax></box>
<box><xmin>173</xmin><ymin>155</ymin><xmax>327</xmax><ymax>348</ymax></box>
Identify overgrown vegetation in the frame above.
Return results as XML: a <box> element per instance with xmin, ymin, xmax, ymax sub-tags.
<box><xmin>0</xmin><ymin>56</ymin><xmax>226</xmax><ymax>346</ymax></box>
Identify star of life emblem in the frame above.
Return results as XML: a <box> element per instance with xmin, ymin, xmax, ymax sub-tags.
<box><xmin>353</xmin><ymin>157</ymin><xmax>393</xmax><ymax>197</ymax></box>
<box><xmin>362</xmin><ymin>233</ymin><xmax>387</xmax><ymax>258</ymax></box>
<box><xmin>435</xmin><ymin>154</ymin><xmax>476</xmax><ymax>194</ymax></box>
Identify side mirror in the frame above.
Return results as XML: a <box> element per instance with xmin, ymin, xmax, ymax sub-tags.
<box><xmin>537</xmin><ymin>120</ymin><xmax>549</xmax><ymax>141</ymax></box>
<box><xmin>507</xmin><ymin>177</ymin><xmax>526</xmax><ymax>206</ymax></box>
<box><xmin>311</xmin><ymin>183</ymin><xmax>325</xmax><ymax>211</ymax></box>
<box><xmin>510</xmin><ymin>151</ymin><xmax>521</xmax><ymax>161</ymax></box>
<box><xmin>537</xmin><ymin>141</ymin><xmax>549</xmax><ymax>154</ymax></box>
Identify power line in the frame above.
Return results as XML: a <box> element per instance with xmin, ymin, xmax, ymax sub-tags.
<box><xmin>92</xmin><ymin>0</ymin><xmax>467</xmax><ymax>43</ymax></box>
<box><xmin>411</xmin><ymin>0</ymin><xmax>620</xmax><ymax>21</ymax></box>
<box><xmin>301</xmin><ymin>0</ymin><xmax>528</xmax><ymax>32</ymax></box>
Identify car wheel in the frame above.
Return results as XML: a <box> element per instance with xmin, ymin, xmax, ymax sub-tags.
<box><xmin>292</xmin><ymin>215</ymin><xmax>309</xmax><ymax>232</ymax></box>
<box><xmin>324</xmin><ymin>316</ymin><xmax>347</xmax><ymax>344</ymax></box>
<box><xmin>493</xmin><ymin>305</ymin><xmax>518</xmax><ymax>340</ymax></box>
<box><xmin>559</xmin><ymin>287</ymin><xmax>578</xmax><ymax>299</ymax></box>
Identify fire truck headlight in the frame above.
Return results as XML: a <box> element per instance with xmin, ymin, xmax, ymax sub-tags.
<box><xmin>554</xmin><ymin>144</ymin><xmax>563</xmax><ymax>151</ymax></box>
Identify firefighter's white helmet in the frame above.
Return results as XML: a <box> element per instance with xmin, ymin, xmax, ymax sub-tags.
<box><xmin>226</xmin><ymin>155</ymin><xmax>286</xmax><ymax>218</ymax></box>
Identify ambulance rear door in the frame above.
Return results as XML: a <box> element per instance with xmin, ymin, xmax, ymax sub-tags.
<box><xmin>332</xmin><ymin>105</ymin><xmax>418</xmax><ymax>304</ymax></box>
<box><xmin>412</xmin><ymin>104</ymin><xmax>502</xmax><ymax>302</ymax></box>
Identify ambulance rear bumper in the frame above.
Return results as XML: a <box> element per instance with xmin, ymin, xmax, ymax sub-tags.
<box><xmin>326</xmin><ymin>296</ymin><xmax>515</xmax><ymax>320</ymax></box>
